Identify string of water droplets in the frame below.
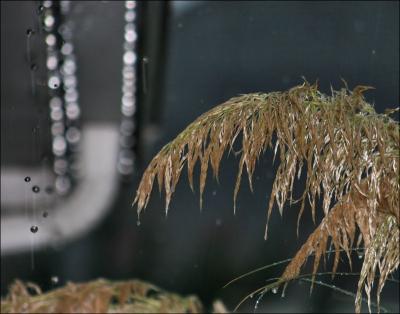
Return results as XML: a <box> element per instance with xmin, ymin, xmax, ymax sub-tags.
<box><xmin>40</xmin><ymin>0</ymin><xmax>81</xmax><ymax>196</ymax></box>
<box><xmin>118</xmin><ymin>0</ymin><xmax>139</xmax><ymax>182</ymax></box>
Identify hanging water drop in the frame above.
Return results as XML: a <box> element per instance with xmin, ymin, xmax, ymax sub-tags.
<box><xmin>30</xmin><ymin>226</ymin><xmax>38</xmax><ymax>233</ymax></box>
<box><xmin>136</xmin><ymin>220</ymin><xmax>141</xmax><ymax>226</ymax></box>
<box><xmin>32</xmin><ymin>186</ymin><xmax>40</xmax><ymax>193</ymax></box>
<box><xmin>254</xmin><ymin>293</ymin><xmax>264</xmax><ymax>313</ymax></box>
<box><xmin>254</xmin><ymin>299</ymin><xmax>259</xmax><ymax>311</ymax></box>
<box><xmin>272</xmin><ymin>287</ymin><xmax>278</xmax><ymax>294</ymax></box>
<box><xmin>24</xmin><ymin>176</ymin><xmax>31</xmax><ymax>182</ymax></box>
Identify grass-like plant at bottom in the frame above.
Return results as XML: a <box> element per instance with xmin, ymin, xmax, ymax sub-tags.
<box><xmin>133</xmin><ymin>80</ymin><xmax>399</xmax><ymax>313</ymax></box>
<box><xmin>226</xmin><ymin>247</ymin><xmax>399</xmax><ymax>312</ymax></box>
<box><xmin>0</xmin><ymin>279</ymin><xmax>228</xmax><ymax>313</ymax></box>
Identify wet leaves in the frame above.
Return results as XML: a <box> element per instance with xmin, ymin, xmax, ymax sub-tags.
<box><xmin>133</xmin><ymin>81</ymin><xmax>399</xmax><ymax>313</ymax></box>
<box><xmin>1</xmin><ymin>279</ymin><xmax>207</xmax><ymax>313</ymax></box>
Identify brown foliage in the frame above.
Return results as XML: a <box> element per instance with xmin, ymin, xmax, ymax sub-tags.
<box><xmin>133</xmin><ymin>81</ymin><xmax>399</xmax><ymax>312</ymax></box>
<box><xmin>0</xmin><ymin>279</ymin><xmax>206</xmax><ymax>313</ymax></box>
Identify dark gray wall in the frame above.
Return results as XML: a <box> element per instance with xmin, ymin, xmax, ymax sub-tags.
<box><xmin>1</xmin><ymin>1</ymin><xmax>399</xmax><ymax>313</ymax></box>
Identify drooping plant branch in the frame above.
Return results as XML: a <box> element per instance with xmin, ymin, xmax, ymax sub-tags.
<box><xmin>133</xmin><ymin>80</ymin><xmax>399</xmax><ymax>313</ymax></box>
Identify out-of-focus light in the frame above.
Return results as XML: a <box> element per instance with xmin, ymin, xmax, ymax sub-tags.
<box><xmin>66</xmin><ymin>127</ymin><xmax>81</xmax><ymax>145</ymax></box>
<box><xmin>61</xmin><ymin>42</ymin><xmax>73</xmax><ymax>55</ymax></box>
<box><xmin>125</xmin><ymin>1</ymin><xmax>136</xmax><ymax>9</ymax></box>
<box><xmin>123</xmin><ymin>51</ymin><xmax>136</xmax><ymax>65</ymax></box>
<box><xmin>125</xmin><ymin>11</ymin><xmax>136</xmax><ymax>22</ymax></box>
<box><xmin>46</xmin><ymin>55</ymin><xmax>58</xmax><ymax>70</ymax></box>
<box><xmin>48</xmin><ymin>76</ymin><xmax>61</xmax><ymax>89</ymax></box>
<box><xmin>55</xmin><ymin>175</ymin><xmax>71</xmax><ymax>195</ymax></box>
<box><xmin>65</xmin><ymin>103</ymin><xmax>80</xmax><ymax>120</ymax></box>
<box><xmin>45</xmin><ymin>34</ymin><xmax>56</xmax><ymax>46</ymax></box>
<box><xmin>44</xmin><ymin>15</ymin><xmax>55</xmax><ymax>28</ymax></box>
<box><xmin>52</xmin><ymin>136</ymin><xmax>67</xmax><ymax>156</ymax></box>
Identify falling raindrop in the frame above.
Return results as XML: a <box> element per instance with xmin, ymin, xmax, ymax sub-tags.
<box><xmin>30</xmin><ymin>226</ymin><xmax>38</xmax><ymax>233</ymax></box>
<box><xmin>26</xmin><ymin>28</ymin><xmax>34</xmax><ymax>36</ymax></box>
<box><xmin>281</xmin><ymin>290</ymin><xmax>285</xmax><ymax>298</ymax></box>
<box><xmin>30</xmin><ymin>63</ymin><xmax>38</xmax><ymax>71</ymax></box>
<box><xmin>272</xmin><ymin>288</ymin><xmax>278</xmax><ymax>294</ymax></box>
<box><xmin>45</xmin><ymin>186</ymin><xmax>54</xmax><ymax>194</ymax></box>
<box><xmin>212</xmin><ymin>190</ymin><xmax>217</xmax><ymax>196</ymax></box>
<box><xmin>24</xmin><ymin>176</ymin><xmax>31</xmax><ymax>182</ymax></box>
<box><xmin>51</xmin><ymin>276</ymin><xmax>59</xmax><ymax>284</ymax></box>
<box><xmin>32</xmin><ymin>186</ymin><xmax>40</xmax><ymax>193</ymax></box>
<box><xmin>136</xmin><ymin>220</ymin><xmax>141</xmax><ymax>226</ymax></box>
<box><xmin>37</xmin><ymin>5</ymin><xmax>44</xmax><ymax>14</ymax></box>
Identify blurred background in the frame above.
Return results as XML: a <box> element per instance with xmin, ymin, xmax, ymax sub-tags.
<box><xmin>1</xmin><ymin>1</ymin><xmax>399</xmax><ymax>312</ymax></box>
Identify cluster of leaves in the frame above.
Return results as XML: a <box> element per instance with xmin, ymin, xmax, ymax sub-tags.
<box><xmin>0</xmin><ymin>279</ymin><xmax>209</xmax><ymax>313</ymax></box>
<box><xmin>133</xmin><ymin>81</ymin><xmax>399</xmax><ymax>313</ymax></box>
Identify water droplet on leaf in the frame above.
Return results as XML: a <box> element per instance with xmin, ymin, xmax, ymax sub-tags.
<box><xmin>30</xmin><ymin>226</ymin><xmax>38</xmax><ymax>233</ymax></box>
